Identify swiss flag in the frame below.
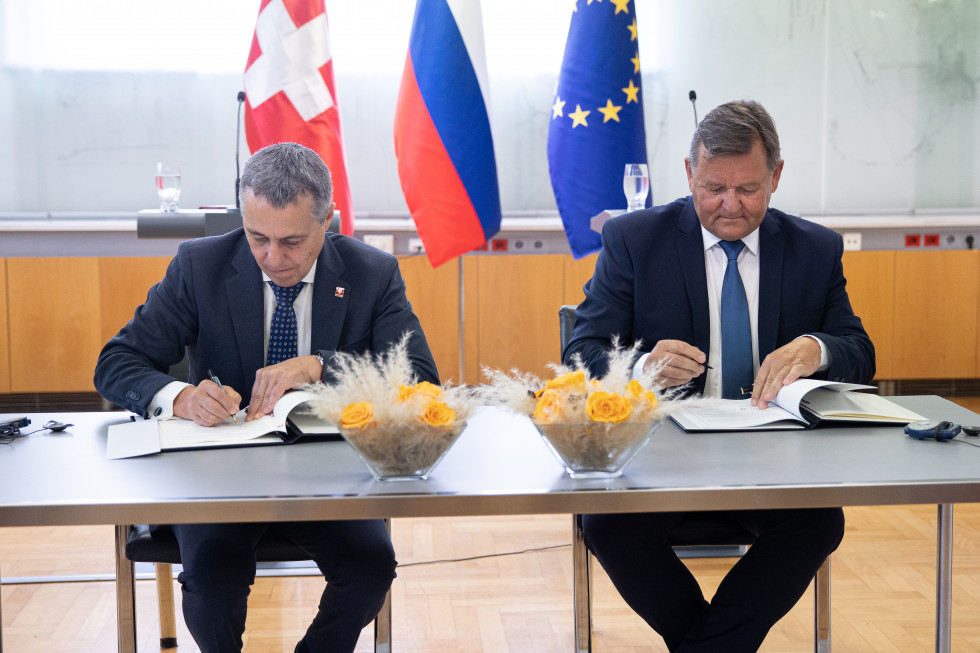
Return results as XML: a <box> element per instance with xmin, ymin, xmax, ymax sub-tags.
<box><xmin>243</xmin><ymin>0</ymin><xmax>354</xmax><ymax>235</ymax></box>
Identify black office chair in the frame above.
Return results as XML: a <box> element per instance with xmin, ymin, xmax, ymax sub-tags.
<box><xmin>115</xmin><ymin>523</ymin><xmax>392</xmax><ymax>652</ymax></box>
<box><xmin>558</xmin><ymin>305</ymin><xmax>830</xmax><ymax>653</ymax></box>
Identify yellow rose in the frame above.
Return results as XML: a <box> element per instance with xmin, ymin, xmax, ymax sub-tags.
<box><xmin>545</xmin><ymin>370</ymin><xmax>587</xmax><ymax>394</ymax></box>
<box><xmin>398</xmin><ymin>381</ymin><xmax>443</xmax><ymax>402</ymax></box>
<box><xmin>532</xmin><ymin>389</ymin><xmax>566</xmax><ymax>423</ymax></box>
<box><xmin>340</xmin><ymin>401</ymin><xmax>375</xmax><ymax>429</ymax></box>
<box><xmin>625</xmin><ymin>380</ymin><xmax>659</xmax><ymax>409</ymax></box>
<box><xmin>586</xmin><ymin>391</ymin><xmax>633</xmax><ymax>423</ymax></box>
<box><xmin>420</xmin><ymin>400</ymin><xmax>455</xmax><ymax>427</ymax></box>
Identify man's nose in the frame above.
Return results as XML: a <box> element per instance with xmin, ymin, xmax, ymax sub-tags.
<box><xmin>721</xmin><ymin>188</ymin><xmax>741</xmax><ymax>213</ymax></box>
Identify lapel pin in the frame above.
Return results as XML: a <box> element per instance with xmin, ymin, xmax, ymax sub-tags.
<box><xmin>335</xmin><ymin>287</ymin><xmax>346</xmax><ymax>298</ymax></box>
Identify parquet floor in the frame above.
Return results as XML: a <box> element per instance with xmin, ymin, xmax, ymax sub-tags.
<box><xmin>3</xmin><ymin>398</ymin><xmax>980</xmax><ymax>652</ymax></box>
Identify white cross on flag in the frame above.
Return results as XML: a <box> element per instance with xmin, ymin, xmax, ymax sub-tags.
<box><xmin>243</xmin><ymin>0</ymin><xmax>354</xmax><ymax>235</ymax></box>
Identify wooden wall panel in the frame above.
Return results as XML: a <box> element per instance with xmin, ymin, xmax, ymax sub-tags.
<box><xmin>398</xmin><ymin>256</ymin><xmax>460</xmax><ymax>384</ymax></box>
<box><xmin>0</xmin><ymin>260</ymin><xmax>9</xmax><ymax>393</ymax></box>
<box><xmin>892</xmin><ymin>250</ymin><xmax>980</xmax><ymax>378</ymax></box>
<box><xmin>7</xmin><ymin>258</ymin><xmax>102</xmax><ymax>393</ymax></box>
<box><xmin>842</xmin><ymin>251</ymin><xmax>896</xmax><ymax>380</ymax></box>
<box><xmin>97</xmin><ymin>257</ymin><xmax>172</xmax><ymax>344</ymax></box>
<box><xmin>563</xmin><ymin>254</ymin><xmax>598</xmax><ymax>307</ymax></box>
<box><xmin>464</xmin><ymin>255</ymin><xmax>566</xmax><ymax>383</ymax></box>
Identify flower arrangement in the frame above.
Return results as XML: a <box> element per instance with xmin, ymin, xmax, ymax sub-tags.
<box><xmin>306</xmin><ymin>334</ymin><xmax>477</xmax><ymax>480</ymax></box>
<box><xmin>481</xmin><ymin>340</ymin><xmax>678</xmax><ymax>477</ymax></box>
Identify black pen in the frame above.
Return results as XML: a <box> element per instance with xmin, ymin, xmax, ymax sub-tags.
<box><xmin>207</xmin><ymin>369</ymin><xmax>239</xmax><ymax>423</ymax></box>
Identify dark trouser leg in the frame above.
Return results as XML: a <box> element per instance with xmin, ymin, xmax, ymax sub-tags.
<box><xmin>277</xmin><ymin>520</ymin><xmax>395</xmax><ymax>653</ymax></box>
<box><xmin>170</xmin><ymin>522</ymin><xmax>268</xmax><ymax>653</ymax></box>
<box><xmin>678</xmin><ymin>507</ymin><xmax>845</xmax><ymax>653</ymax></box>
<box><xmin>582</xmin><ymin>512</ymin><xmax>709</xmax><ymax>651</ymax></box>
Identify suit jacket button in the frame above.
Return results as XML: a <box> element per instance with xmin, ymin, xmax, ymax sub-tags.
<box><xmin>126</xmin><ymin>390</ymin><xmax>141</xmax><ymax>400</ymax></box>
<box><xmin>153</xmin><ymin>407</ymin><xmax>162</xmax><ymax>417</ymax></box>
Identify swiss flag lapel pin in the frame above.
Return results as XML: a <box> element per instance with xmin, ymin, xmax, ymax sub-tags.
<box><xmin>335</xmin><ymin>287</ymin><xmax>346</xmax><ymax>298</ymax></box>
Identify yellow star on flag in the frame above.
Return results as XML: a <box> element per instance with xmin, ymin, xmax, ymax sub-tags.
<box><xmin>569</xmin><ymin>104</ymin><xmax>591</xmax><ymax>128</ymax></box>
<box><xmin>631</xmin><ymin>51</ymin><xmax>641</xmax><ymax>74</ymax></box>
<box><xmin>552</xmin><ymin>96</ymin><xmax>566</xmax><ymax>118</ymax></box>
<box><xmin>627</xmin><ymin>18</ymin><xmax>638</xmax><ymax>41</ymax></box>
<box><xmin>597</xmin><ymin>98</ymin><xmax>622</xmax><ymax>123</ymax></box>
<box><xmin>611</xmin><ymin>0</ymin><xmax>630</xmax><ymax>14</ymax></box>
<box><xmin>622</xmin><ymin>79</ymin><xmax>640</xmax><ymax>104</ymax></box>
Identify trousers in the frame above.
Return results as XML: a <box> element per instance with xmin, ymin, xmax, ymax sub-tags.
<box><xmin>583</xmin><ymin>508</ymin><xmax>844</xmax><ymax>652</ymax></box>
<box><xmin>169</xmin><ymin>519</ymin><xmax>394</xmax><ymax>653</ymax></box>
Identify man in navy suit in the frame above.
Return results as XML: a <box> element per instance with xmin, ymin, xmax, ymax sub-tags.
<box><xmin>95</xmin><ymin>143</ymin><xmax>438</xmax><ymax>653</ymax></box>
<box><xmin>564</xmin><ymin>101</ymin><xmax>874</xmax><ymax>651</ymax></box>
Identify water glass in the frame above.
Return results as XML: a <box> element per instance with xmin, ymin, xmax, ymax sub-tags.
<box><xmin>623</xmin><ymin>163</ymin><xmax>649</xmax><ymax>211</ymax></box>
<box><xmin>156</xmin><ymin>162</ymin><xmax>182</xmax><ymax>212</ymax></box>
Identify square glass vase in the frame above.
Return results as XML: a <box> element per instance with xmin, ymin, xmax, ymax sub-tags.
<box><xmin>339</xmin><ymin>422</ymin><xmax>466</xmax><ymax>481</ymax></box>
<box><xmin>532</xmin><ymin>420</ymin><xmax>660</xmax><ymax>478</ymax></box>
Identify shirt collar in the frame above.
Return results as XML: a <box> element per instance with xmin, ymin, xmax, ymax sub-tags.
<box><xmin>700</xmin><ymin>224</ymin><xmax>760</xmax><ymax>257</ymax></box>
<box><xmin>261</xmin><ymin>260</ymin><xmax>318</xmax><ymax>286</ymax></box>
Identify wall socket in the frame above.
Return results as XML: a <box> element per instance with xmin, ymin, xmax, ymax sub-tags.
<box><xmin>842</xmin><ymin>232</ymin><xmax>862</xmax><ymax>251</ymax></box>
<box><xmin>362</xmin><ymin>234</ymin><xmax>394</xmax><ymax>254</ymax></box>
<box><xmin>408</xmin><ymin>237</ymin><xmax>426</xmax><ymax>254</ymax></box>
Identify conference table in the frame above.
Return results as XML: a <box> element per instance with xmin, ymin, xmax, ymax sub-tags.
<box><xmin>2</xmin><ymin>396</ymin><xmax>980</xmax><ymax>653</ymax></box>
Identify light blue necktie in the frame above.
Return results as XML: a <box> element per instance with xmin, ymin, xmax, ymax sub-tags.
<box><xmin>268</xmin><ymin>282</ymin><xmax>305</xmax><ymax>365</ymax></box>
<box><xmin>718</xmin><ymin>240</ymin><xmax>753</xmax><ymax>399</ymax></box>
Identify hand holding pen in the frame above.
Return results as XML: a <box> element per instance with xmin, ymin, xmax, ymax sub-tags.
<box><xmin>208</xmin><ymin>370</ymin><xmax>241</xmax><ymax>423</ymax></box>
<box><xmin>172</xmin><ymin>371</ymin><xmax>243</xmax><ymax>427</ymax></box>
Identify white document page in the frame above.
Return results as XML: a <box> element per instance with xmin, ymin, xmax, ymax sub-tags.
<box><xmin>671</xmin><ymin>399</ymin><xmax>806</xmax><ymax>431</ymax></box>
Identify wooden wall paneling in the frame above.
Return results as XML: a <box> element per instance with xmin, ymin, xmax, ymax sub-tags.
<box><xmin>466</xmin><ymin>255</ymin><xmax>566</xmax><ymax>382</ymax></box>
<box><xmin>892</xmin><ymin>250</ymin><xmax>979</xmax><ymax>378</ymax></box>
<box><xmin>462</xmin><ymin>256</ymin><xmax>481</xmax><ymax>385</ymax></box>
<box><xmin>563</xmin><ymin>253</ymin><xmax>598</xmax><ymax>307</ymax></box>
<box><xmin>397</xmin><ymin>255</ymin><xmax>460</xmax><ymax>385</ymax></box>
<box><xmin>7</xmin><ymin>257</ymin><xmax>102</xmax><ymax>393</ymax></box>
<box><xmin>0</xmin><ymin>260</ymin><xmax>10</xmax><ymax>393</ymax></box>
<box><xmin>841</xmin><ymin>251</ymin><xmax>896</xmax><ymax>380</ymax></box>
<box><xmin>97</xmin><ymin>257</ymin><xmax>172</xmax><ymax>344</ymax></box>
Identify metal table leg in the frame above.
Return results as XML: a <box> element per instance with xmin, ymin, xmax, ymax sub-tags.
<box><xmin>936</xmin><ymin>504</ymin><xmax>952</xmax><ymax>653</ymax></box>
<box><xmin>115</xmin><ymin>525</ymin><xmax>136</xmax><ymax>653</ymax></box>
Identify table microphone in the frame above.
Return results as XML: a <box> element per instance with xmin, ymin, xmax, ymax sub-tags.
<box><xmin>689</xmin><ymin>90</ymin><xmax>699</xmax><ymax>127</ymax></box>
<box><xmin>235</xmin><ymin>91</ymin><xmax>245</xmax><ymax>209</ymax></box>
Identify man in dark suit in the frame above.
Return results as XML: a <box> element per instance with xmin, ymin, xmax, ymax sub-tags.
<box><xmin>564</xmin><ymin>100</ymin><xmax>874</xmax><ymax>651</ymax></box>
<box><xmin>95</xmin><ymin>142</ymin><xmax>438</xmax><ymax>653</ymax></box>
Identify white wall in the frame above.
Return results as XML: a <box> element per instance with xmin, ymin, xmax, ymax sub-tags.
<box><xmin>1</xmin><ymin>0</ymin><xmax>978</xmax><ymax>216</ymax></box>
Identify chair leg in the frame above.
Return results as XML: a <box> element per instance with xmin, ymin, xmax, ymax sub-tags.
<box><xmin>573</xmin><ymin>515</ymin><xmax>592</xmax><ymax>653</ymax></box>
<box><xmin>814</xmin><ymin>555</ymin><xmax>831</xmax><ymax>653</ymax></box>
<box><xmin>155</xmin><ymin>563</ymin><xmax>178</xmax><ymax>649</ymax></box>
<box><xmin>374</xmin><ymin>518</ymin><xmax>392</xmax><ymax>653</ymax></box>
<box><xmin>114</xmin><ymin>525</ymin><xmax>137</xmax><ymax>653</ymax></box>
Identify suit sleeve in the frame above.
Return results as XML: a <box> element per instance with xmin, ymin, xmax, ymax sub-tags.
<box><xmin>562</xmin><ymin>219</ymin><xmax>641</xmax><ymax>377</ymax></box>
<box><xmin>93</xmin><ymin>249</ymin><xmax>198</xmax><ymax>416</ymax></box>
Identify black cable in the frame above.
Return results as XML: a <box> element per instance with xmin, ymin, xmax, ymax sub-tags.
<box><xmin>396</xmin><ymin>543</ymin><xmax>571</xmax><ymax>568</ymax></box>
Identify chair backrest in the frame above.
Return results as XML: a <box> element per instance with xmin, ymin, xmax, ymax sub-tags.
<box><xmin>559</xmin><ymin>304</ymin><xmax>578</xmax><ymax>358</ymax></box>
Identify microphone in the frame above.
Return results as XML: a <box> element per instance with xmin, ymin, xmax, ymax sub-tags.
<box><xmin>689</xmin><ymin>90</ymin><xmax>699</xmax><ymax>127</ymax></box>
<box><xmin>235</xmin><ymin>91</ymin><xmax>245</xmax><ymax>209</ymax></box>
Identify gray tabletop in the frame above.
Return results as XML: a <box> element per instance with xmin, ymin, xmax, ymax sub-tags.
<box><xmin>2</xmin><ymin>396</ymin><xmax>980</xmax><ymax>527</ymax></box>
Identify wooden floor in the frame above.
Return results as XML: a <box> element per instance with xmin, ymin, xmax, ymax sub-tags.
<box><xmin>4</xmin><ymin>399</ymin><xmax>980</xmax><ymax>652</ymax></box>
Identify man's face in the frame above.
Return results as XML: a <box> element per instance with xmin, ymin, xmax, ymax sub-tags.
<box><xmin>685</xmin><ymin>138</ymin><xmax>783</xmax><ymax>241</ymax></box>
<box><xmin>242</xmin><ymin>190</ymin><xmax>330</xmax><ymax>288</ymax></box>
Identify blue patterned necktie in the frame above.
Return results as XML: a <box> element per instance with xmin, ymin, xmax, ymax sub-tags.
<box><xmin>718</xmin><ymin>240</ymin><xmax>753</xmax><ymax>399</ymax></box>
<box><xmin>268</xmin><ymin>282</ymin><xmax>305</xmax><ymax>365</ymax></box>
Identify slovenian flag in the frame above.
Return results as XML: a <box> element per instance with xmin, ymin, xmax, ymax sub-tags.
<box><xmin>394</xmin><ymin>0</ymin><xmax>501</xmax><ymax>268</ymax></box>
<box><xmin>548</xmin><ymin>0</ymin><xmax>648</xmax><ymax>258</ymax></box>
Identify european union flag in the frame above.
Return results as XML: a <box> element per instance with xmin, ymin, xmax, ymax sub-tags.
<box><xmin>548</xmin><ymin>0</ymin><xmax>648</xmax><ymax>258</ymax></box>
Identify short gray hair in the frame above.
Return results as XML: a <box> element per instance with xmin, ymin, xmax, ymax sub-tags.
<box><xmin>689</xmin><ymin>100</ymin><xmax>781</xmax><ymax>173</ymax></box>
<box><xmin>239</xmin><ymin>142</ymin><xmax>333</xmax><ymax>224</ymax></box>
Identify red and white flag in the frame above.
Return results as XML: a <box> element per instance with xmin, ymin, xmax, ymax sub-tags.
<box><xmin>243</xmin><ymin>0</ymin><xmax>354</xmax><ymax>235</ymax></box>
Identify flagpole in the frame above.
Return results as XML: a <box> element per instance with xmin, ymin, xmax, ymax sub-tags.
<box><xmin>458</xmin><ymin>255</ymin><xmax>466</xmax><ymax>385</ymax></box>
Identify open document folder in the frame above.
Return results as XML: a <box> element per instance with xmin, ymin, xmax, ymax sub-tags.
<box><xmin>106</xmin><ymin>390</ymin><xmax>338</xmax><ymax>459</ymax></box>
<box><xmin>670</xmin><ymin>379</ymin><xmax>926</xmax><ymax>432</ymax></box>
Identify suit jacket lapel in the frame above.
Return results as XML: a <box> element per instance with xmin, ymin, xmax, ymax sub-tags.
<box><xmin>676</xmin><ymin>201</ymin><xmax>711</xmax><ymax>355</ymax></box>
<box><xmin>226</xmin><ymin>239</ymin><xmax>266</xmax><ymax>376</ymax></box>
<box><xmin>757</xmin><ymin>211</ymin><xmax>783</xmax><ymax>358</ymax></box>
<box><xmin>311</xmin><ymin>234</ymin><xmax>349</xmax><ymax>352</ymax></box>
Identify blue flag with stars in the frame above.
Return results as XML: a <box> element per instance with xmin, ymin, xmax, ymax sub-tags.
<box><xmin>548</xmin><ymin>0</ymin><xmax>648</xmax><ymax>258</ymax></box>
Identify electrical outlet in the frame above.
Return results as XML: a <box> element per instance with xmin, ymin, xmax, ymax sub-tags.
<box><xmin>842</xmin><ymin>232</ymin><xmax>862</xmax><ymax>251</ymax></box>
<box><xmin>409</xmin><ymin>237</ymin><xmax>425</xmax><ymax>254</ymax></box>
<box><xmin>362</xmin><ymin>234</ymin><xmax>394</xmax><ymax>254</ymax></box>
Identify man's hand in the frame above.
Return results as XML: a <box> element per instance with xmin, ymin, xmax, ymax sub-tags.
<box><xmin>751</xmin><ymin>336</ymin><xmax>821</xmax><ymax>409</ymax></box>
<box><xmin>644</xmin><ymin>339</ymin><xmax>708</xmax><ymax>388</ymax></box>
<box><xmin>174</xmin><ymin>380</ymin><xmax>242</xmax><ymax>426</ymax></box>
<box><xmin>246</xmin><ymin>355</ymin><xmax>322</xmax><ymax>421</ymax></box>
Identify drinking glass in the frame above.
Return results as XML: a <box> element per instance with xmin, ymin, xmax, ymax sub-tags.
<box><xmin>623</xmin><ymin>163</ymin><xmax>649</xmax><ymax>211</ymax></box>
<box><xmin>156</xmin><ymin>162</ymin><xmax>182</xmax><ymax>212</ymax></box>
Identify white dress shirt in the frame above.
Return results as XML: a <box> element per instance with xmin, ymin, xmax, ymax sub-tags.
<box><xmin>148</xmin><ymin>262</ymin><xmax>318</xmax><ymax>418</ymax></box>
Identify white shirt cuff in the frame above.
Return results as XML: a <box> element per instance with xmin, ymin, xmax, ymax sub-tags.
<box><xmin>148</xmin><ymin>380</ymin><xmax>192</xmax><ymax>418</ymax></box>
<box><xmin>632</xmin><ymin>353</ymin><xmax>649</xmax><ymax>379</ymax></box>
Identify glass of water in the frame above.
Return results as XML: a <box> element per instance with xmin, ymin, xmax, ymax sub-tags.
<box><xmin>623</xmin><ymin>163</ymin><xmax>649</xmax><ymax>211</ymax></box>
<box><xmin>156</xmin><ymin>162</ymin><xmax>182</xmax><ymax>212</ymax></box>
